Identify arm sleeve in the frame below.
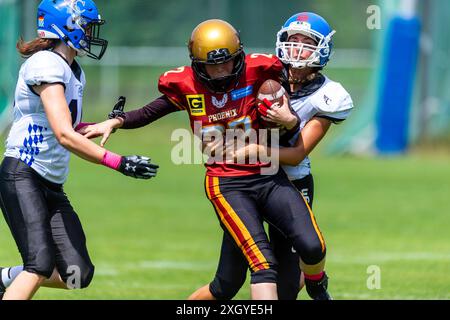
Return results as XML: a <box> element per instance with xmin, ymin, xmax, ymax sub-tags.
<box><xmin>121</xmin><ymin>95</ymin><xmax>180</xmax><ymax>129</ymax></box>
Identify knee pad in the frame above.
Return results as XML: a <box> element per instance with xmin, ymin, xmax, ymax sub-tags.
<box><xmin>295</xmin><ymin>237</ymin><xmax>326</xmax><ymax>266</ymax></box>
<box><xmin>210</xmin><ymin>273</ymin><xmax>246</xmax><ymax>300</ymax></box>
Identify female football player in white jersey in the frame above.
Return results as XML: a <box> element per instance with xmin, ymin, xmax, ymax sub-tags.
<box><xmin>189</xmin><ymin>12</ymin><xmax>353</xmax><ymax>300</ymax></box>
<box><xmin>0</xmin><ymin>0</ymin><xmax>158</xmax><ymax>300</ymax></box>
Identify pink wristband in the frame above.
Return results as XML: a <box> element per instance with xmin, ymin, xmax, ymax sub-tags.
<box><xmin>75</xmin><ymin>122</ymin><xmax>96</xmax><ymax>131</ymax></box>
<box><xmin>101</xmin><ymin>150</ymin><xmax>122</xmax><ymax>170</ymax></box>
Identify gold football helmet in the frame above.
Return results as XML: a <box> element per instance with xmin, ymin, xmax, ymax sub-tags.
<box><xmin>188</xmin><ymin>19</ymin><xmax>245</xmax><ymax>93</ymax></box>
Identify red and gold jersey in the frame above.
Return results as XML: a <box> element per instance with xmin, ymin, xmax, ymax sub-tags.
<box><xmin>158</xmin><ymin>53</ymin><xmax>284</xmax><ymax>177</ymax></box>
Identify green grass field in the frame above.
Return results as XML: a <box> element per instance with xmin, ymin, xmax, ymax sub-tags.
<box><xmin>0</xmin><ymin>115</ymin><xmax>449</xmax><ymax>300</ymax></box>
<box><xmin>0</xmin><ymin>66</ymin><xmax>449</xmax><ymax>300</ymax></box>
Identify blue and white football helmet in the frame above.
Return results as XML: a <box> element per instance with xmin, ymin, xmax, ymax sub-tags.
<box><xmin>276</xmin><ymin>12</ymin><xmax>335</xmax><ymax>68</ymax></box>
<box><xmin>37</xmin><ymin>0</ymin><xmax>108</xmax><ymax>60</ymax></box>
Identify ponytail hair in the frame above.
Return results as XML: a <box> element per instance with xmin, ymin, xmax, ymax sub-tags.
<box><xmin>16</xmin><ymin>37</ymin><xmax>60</xmax><ymax>58</ymax></box>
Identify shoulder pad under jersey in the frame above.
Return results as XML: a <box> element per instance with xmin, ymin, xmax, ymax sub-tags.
<box><xmin>21</xmin><ymin>51</ymin><xmax>70</xmax><ymax>86</ymax></box>
<box><xmin>310</xmin><ymin>78</ymin><xmax>353</xmax><ymax>120</ymax></box>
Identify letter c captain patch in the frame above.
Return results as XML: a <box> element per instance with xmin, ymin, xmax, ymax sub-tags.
<box><xmin>186</xmin><ymin>94</ymin><xmax>206</xmax><ymax>116</ymax></box>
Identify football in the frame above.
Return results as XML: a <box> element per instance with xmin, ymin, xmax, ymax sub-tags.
<box><xmin>256</xmin><ymin>79</ymin><xmax>286</xmax><ymax>106</ymax></box>
<box><xmin>256</xmin><ymin>79</ymin><xmax>287</xmax><ymax>128</ymax></box>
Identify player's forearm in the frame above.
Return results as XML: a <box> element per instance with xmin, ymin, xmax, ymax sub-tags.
<box><xmin>57</xmin><ymin>129</ymin><xmax>158</xmax><ymax>179</ymax></box>
<box><xmin>57</xmin><ymin>129</ymin><xmax>105</xmax><ymax>163</ymax></box>
<box><xmin>278</xmin><ymin>119</ymin><xmax>330</xmax><ymax>166</ymax></box>
<box><xmin>121</xmin><ymin>95</ymin><xmax>179</xmax><ymax>129</ymax></box>
<box><xmin>278</xmin><ymin>145</ymin><xmax>308</xmax><ymax>166</ymax></box>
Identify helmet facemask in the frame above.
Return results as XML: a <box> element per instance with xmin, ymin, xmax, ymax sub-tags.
<box><xmin>276</xmin><ymin>28</ymin><xmax>335</xmax><ymax>69</ymax></box>
<box><xmin>68</xmin><ymin>14</ymin><xmax>108</xmax><ymax>60</ymax></box>
<box><xmin>78</xmin><ymin>19</ymin><xmax>108</xmax><ymax>60</ymax></box>
<box><xmin>191</xmin><ymin>47</ymin><xmax>245</xmax><ymax>94</ymax></box>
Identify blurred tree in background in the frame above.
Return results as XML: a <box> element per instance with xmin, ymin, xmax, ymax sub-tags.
<box><xmin>99</xmin><ymin>0</ymin><xmax>374</xmax><ymax>48</ymax></box>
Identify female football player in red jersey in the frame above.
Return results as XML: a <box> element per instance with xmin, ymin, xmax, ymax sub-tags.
<box><xmin>0</xmin><ymin>0</ymin><xmax>158</xmax><ymax>300</ymax></box>
<box><xmin>82</xmin><ymin>19</ymin><xmax>331</xmax><ymax>300</ymax></box>
<box><xmin>189</xmin><ymin>12</ymin><xmax>353</xmax><ymax>300</ymax></box>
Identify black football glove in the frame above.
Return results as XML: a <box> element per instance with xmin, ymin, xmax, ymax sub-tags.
<box><xmin>108</xmin><ymin>96</ymin><xmax>127</xmax><ymax>133</ymax></box>
<box><xmin>118</xmin><ymin>155</ymin><xmax>159</xmax><ymax>179</ymax></box>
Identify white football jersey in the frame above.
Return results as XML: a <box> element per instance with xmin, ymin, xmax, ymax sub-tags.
<box><xmin>4</xmin><ymin>50</ymin><xmax>85</xmax><ymax>184</ymax></box>
<box><xmin>282</xmin><ymin>75</ymin><xmax>353</xmax><ymax>180</ymax></box>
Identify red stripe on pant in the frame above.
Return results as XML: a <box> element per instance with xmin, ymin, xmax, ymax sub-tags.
<box><xmin>206</xmin><ymin>176</ymin><xmax>269</xmax><ymax>272</ymax></box>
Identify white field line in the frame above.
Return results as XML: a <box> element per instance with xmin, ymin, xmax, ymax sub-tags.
<box><xmin>132</xmin><ymin>260</ymin><xmax>216</xmax><ymax>271</ymax></box>
<box><xmin>329</xmin><ymin>252</ymin><xmax>450</xmax><ymax>264</ymax></box>
<box><xmin>95</xmin><ymin>260</ymin><xmax>216</xmax><ymax>276</ymax></box>
<box><xmin>94</xmin><ymin>252</ymin><xmax>449</xmax><ymax>277</ymax></box>
<box><xmin>94</xmin><ymin>266</ymin><xmax>119</xmax><ymax>276</ymax></box>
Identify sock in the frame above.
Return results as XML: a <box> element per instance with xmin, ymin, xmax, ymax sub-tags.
<box><xmin>304</xmin><ymin>271</ymin><xmax>324</xmax><ymax>282</ymax></box>
<box><xmin>1</xmin><ymin>266</ymin><xmax>24</xmax><ymax>288</ymax></box>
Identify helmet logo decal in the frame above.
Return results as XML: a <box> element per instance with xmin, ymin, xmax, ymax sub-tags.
<box><xmin>212</xmin><ymin>94</ymin><xmax>228</xmax><ymax>109</ymax></box>
<box><xmin>64</xmin><ymin>0</ymin><xmax>86</xmax><ymax>31</ymax></box>
<box><xmin>38</xmin><ymin>16</ymin><xmax>45</xmax><ymax>27</ymax></box>
<box><xmin>207</xmin><ymin>48</ymin><xmax>231</xmax><ymax>63</ymax></box>
<box><xmin>69</xmin><ymin>0</ymin><xmax>86</xmax><ymax>15</ymax></box>
<box><xmin>296</xmin><ymin>14</ymin><xmax>309</xmax><ymax>22</ymax></box>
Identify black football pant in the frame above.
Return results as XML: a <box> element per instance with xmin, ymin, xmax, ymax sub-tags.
<box><xmin>205</xmin><ymin>170</ymin><xmax>324</xmax><ymax>296</ymax></box>
<box><xmin>0</xmin><ymin>157</ymin><xmax>94</xmax><ymax>288</ymax></box>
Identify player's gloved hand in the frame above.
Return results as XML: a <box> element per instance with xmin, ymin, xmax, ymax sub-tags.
<box><xmin>108</xmin><ymin>96</ymin><xmax>126</xmax><ymax>133</ymax></box>
<box><xmin>119</xmin><ymin>155</ymin><xmax>159</xmax><ymax>179</ymax></box>
<box><xmin>102</xmin><ymin>151</ymin><xmax>159</xmax><ymax>180</ymax></box>
<box><xmin>108</xmin><ymin>96</ymin><xmax>126</xmax><ymax>120</ymax></box>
